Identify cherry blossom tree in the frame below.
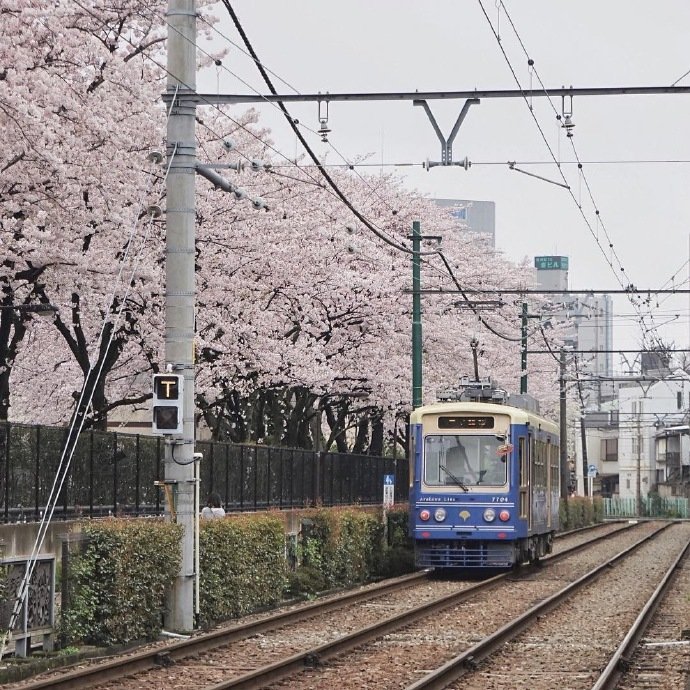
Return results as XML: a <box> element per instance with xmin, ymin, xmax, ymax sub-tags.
<box><xmin>2</xmin><ymin>3</ymin><xmax>565</xmax><ymax>453</ymax></box>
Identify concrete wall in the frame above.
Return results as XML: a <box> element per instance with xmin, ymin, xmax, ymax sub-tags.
<box><xmin>0</xmin><ymin>506</ymin><xmax>392</xmax><ymax>560</ymax></box>
<box><xmin>0</xmin><ymin>521</ymin><xmax>83</xmax><ymax>560</ymax></box>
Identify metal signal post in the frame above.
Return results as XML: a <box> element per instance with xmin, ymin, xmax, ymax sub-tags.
<box><xmin>412</xmin><ymin>221</ymin><xmax>422</xmax><ymax>409</ymax></box>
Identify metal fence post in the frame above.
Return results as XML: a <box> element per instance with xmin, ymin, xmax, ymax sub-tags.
<box><xmin>135</xmin><ymin>434</ymin><xmax>141</xmax><ymax>514</ymax></box>
<box><xmin>34</xmin><ymin>426</ymin><xmax>41</xmax><ymax>521</ymax></box>
<box><xmin>88</xmin><ymin>430</ymin><xmax>94</xmax><ymax>517</ymax></box>
<box><xmin>113</xmin><ymin>432</ymin><xmax>118</xmax><ymax>516</ymax></box>
<box><xmin>4</xmin><ymin>423</ymin><xmax>10</xmax><ymax>522</ymax></box>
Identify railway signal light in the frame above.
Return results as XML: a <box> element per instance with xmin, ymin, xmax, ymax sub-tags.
<box><xmin>152</xmin><ymin>374</ymin><xmax>184</xmax><ymax>435</ymax></box>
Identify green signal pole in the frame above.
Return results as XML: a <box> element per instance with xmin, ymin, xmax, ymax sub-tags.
<box><xmin>520</xmin><ymin>301</ymin><xmax>528</xmax><ymax>394</ymax></box>
<box><xmin>412</xmin><ymin>221</ymin><xmax>422</xmax><ymax>409</ymax></box>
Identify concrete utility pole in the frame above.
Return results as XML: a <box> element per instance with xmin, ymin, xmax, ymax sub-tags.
<box><xmin>520</xmin><ymin>302</ymin><xmax>528</xmax><ymax>394</ymax></box>
<box><xmin>636</xmin><ymin>403</ymin><xmax>643</xmax><ymax>516</ymax></box>
<box><xmin>165</xmin><ymin>0</ymin><xmax>197</xmax><ymax>632</ymax></box>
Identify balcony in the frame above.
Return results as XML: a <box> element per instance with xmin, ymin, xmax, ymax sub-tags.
<box><xmin>657</xmin><ymin>451</ymin><xmax>681</xmax><ymax>466</ymax></box>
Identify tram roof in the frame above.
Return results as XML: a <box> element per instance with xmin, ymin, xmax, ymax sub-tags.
<box><xmin>410</xmin><ymin>401</ymin><xmax>559</xmax><ymax>434</ymax></box>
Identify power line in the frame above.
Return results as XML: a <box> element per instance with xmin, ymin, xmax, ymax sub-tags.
<box><xmin>75</xmin><ymin>0</ymin><xmax>424</xmax><ymax>260</ymax></box>
<box><xmin>528</xmin><ymin>349</ymin><xmax>690</xmax><ymax>354</ymax></box>
<box><xmin>481</xmin><ymin>0</ymin><xmax>670</xmax><ymax>353</ymax></box>
<box><xmin>410</xmin><ymin>288</ymin><xmax>690</xmax><ymax>295</ymax></box>
<box><xmin>195</xmin><ymin>14</ymin><xmax>403</xmax><ymax>218</ymax></box>
<box><xmin>219</xmin><ymin>0</ymin><xmax>436</xmax><ymax>259</ymax></box>
<box><xmin>264</xmin><ymin>158</ymin><xmax>690</xmax><ymax>169</ymax></box>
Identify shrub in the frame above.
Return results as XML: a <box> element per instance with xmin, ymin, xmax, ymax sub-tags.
<box><xmin>559</xmin><ymin>496</ymin><xmax>604</xmax><ymax>530</ymax></box>
<box><xmin>60</xmin><ymin>519</ymin><xmax>181</xmax><ymax>646</ymax></box>
<box><xmin>198</xmin><ymin>514</ymin><xmax>287</xmax><ymax>625</ymax></box>
<box><xmin>298</xmin><ymin>508</ymin><xmax>383</xmax><ymax>588</ymax></box>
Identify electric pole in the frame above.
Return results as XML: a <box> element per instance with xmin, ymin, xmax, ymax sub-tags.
<box><xmin>637</xmin><ymin>404</ymin><xmax>643</xmax><ymax>516</ymax></box>
<box><xmin>559</xmin><ymin>348</ymin><xmax>568</xmax><ymax>501</ymax></box>
<box><xmin>165</xmin><ymin>0</ymin><xmax>197</xmax><ymax>632</ymax></box>
<box><xmin>411</xmin><ymin>220</ymin><xmax>422</xmax><ymax>409</ymax></box>
<box><xmin>520</xmin><ymin>302</ymin><xmax>528</xmax><ymax>394</ymax></box>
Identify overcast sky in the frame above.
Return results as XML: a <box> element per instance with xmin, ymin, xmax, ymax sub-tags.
<box><xmin>198</xmin><ymin>1</ymin><xmax>690</xmax><ymax>368</ymax></box>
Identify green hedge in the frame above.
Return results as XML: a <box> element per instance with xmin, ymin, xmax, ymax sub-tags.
<box><xmin>59</xmin><ymin>509</ymin><xmax>414</xmax><ymax>645</ymax></box>
<box><xmin>559</xmin><ymin>496</ymin><xmax>604</xmax><ymax>530</ymax></box>
<box><xmin>198</xmin><ymin>514</ymin><xmax>287</xmax><ymax>625</ymax></box>
<box><xmin>298</xmin><ymin>508</ymin><xmax>382</xmax><ymax>589</ymax></box>
<box><xmin>292</xmin><ymin>507</ymin><xmax>414</xmax><ymax>591</ymax></box>
<box><xmin>60</xmin><ymin>520</ymin><xmax>181</xmax><ymax>646</ymax></box>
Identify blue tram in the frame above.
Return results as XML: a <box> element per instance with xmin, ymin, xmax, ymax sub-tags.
<box><xmin>409</xmin><ymin>384</ymin><xmax>560</xmax><ymax>569</ymax></box>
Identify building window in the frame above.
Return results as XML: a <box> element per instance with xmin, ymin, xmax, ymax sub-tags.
<box><xmin>678</xmin><ymin>391</ymin><xmax>683</xmax><ymax>410</ymax></box>
<box><xmin>600</xmin><ymin>438</ymin><xmax>618</xmax><ymax>462</ymax></box>
<box><xmin>626</xmin><ymin>477</ymin><xmax>631</xmax><ymax>489</ymax></box>
<box><xmin>632</xmin><ymin>437</ymin><xmax>639</xmax><ymax>455</ymax></box>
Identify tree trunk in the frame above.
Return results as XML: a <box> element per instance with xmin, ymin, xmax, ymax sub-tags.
<box><xmin>352</xmin><ymin>415</ymin><xmax>369</xmax><ymax>454</ymax></box>
<box><xmin>369</xmin><ymin>413</ymin><xmax>383</xmax><ymax>456</ymax></box>
<box><xmin>324</xmin><ymin>402</ymin><xmax>349</xmax><ymax>453</ymax></box>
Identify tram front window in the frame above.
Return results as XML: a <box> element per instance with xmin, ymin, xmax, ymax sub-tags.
<box><xmin>424</xmin><ymin>435</ymin><xmax>507</xmax><ymax>487</ymax></box>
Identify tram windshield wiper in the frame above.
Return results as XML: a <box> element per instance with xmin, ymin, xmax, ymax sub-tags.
<box><xmin>440</xmin><ymin>464</ymin><xmax>469</xmax><ymax>492</ymax></box>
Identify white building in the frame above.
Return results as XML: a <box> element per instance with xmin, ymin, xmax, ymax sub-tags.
<box><xmin>579</xmin><ymin>368</ymin><xmax>690</xmax><ymax>499</ymax></box>
<box><xmin>534</xmin><ymin>255</ymin><xmax>614</xmax><ymax>406</ymax></box>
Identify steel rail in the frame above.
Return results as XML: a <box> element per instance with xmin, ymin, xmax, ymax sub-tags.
<box><xmin>14</xmin><ymin>571</ymin><xmax>428</xmax><ymax>690</ymax></box>
<box><xmin>13</xmin><ymin>522</ymin><xmax>632</xmax><ymax>690</ymax></box>
<box><xmin>591</xmin><ymin>533</ymin><xmax>690</xmax><ymax>690</ymax></box>
<box><xmin>192</xmin><ymin>523</ymin><xmax>639</xmax><ymax>690</ymax></box>
<box><xmin>405</xmin><ymin>523</ymin><xmax>674</xmax><ymax>690</ymax></box>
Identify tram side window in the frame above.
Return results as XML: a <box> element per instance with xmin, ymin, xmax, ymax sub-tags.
<box><xmin>533</xmin><ymin>440</ymin><xmax>546</xmax><ymax>488</ymax></box>
<box><xmin>549</xmin><ymin>440</ymin><xmax>560</xmax><ymax>488</ymax></box>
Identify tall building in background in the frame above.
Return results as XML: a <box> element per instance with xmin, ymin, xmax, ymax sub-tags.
<box><xmin>433</xmin><ymin>199</ymin><xmax>496</xmax><ymax>248</ymax></box>
<box><xmin>534</xmin><ymin>255</ymin><xmax>614</xmax><ymax>407</ymax></box>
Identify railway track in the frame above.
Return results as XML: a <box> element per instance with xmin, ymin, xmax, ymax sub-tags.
<box><xmin>5</xmin><ymin>521</ymin><xmax>636</xmax><ymax>690</ymax></box>
<box><xmin>399</xmin><ymin>522</ymin><xmax>689</xmax><ymax>690</ymax></box>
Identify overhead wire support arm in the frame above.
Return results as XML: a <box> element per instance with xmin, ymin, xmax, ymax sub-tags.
<box><xmin>508</xmin><ymin>161</ymin><xmax>570</xmax><ymax>189</ymax></box>
<box><xmin>405</xmin><ymin>288</ymin><xmax>690</xmax><ymax>295</ymax></box>
<box><xmin>413</xmin><ymin>98</ymin><xmax>479</xmax><ymax>166</ymax></box>
<box><xmin>190</xmin><ymin>85</ymin><xmax>690</xmax><ymax>105</ymax></box>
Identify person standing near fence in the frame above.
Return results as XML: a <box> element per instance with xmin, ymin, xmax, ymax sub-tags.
<box><xmin>201</xmin><ymin>493</ymin><xmax>225</xmax><ymax>519</ymax></box>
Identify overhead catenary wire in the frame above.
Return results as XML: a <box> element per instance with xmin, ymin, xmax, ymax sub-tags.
<box><xmin>73</xmin><ymin>0</ymin><xmax>426</xmax><ymax>260</ymax></box>
<box><xmin>85</xmin><ymin>0</ymin><xmax>517</xmax><ymax>362</ymax></box>
<box><xmin>195</xmin><ymin>12</ymin><xmax>403</xmax><ymax>218</ymax></box>
<box><xmin>489</xmin><ymin>0</ymin><xmax>670</xmax><ymax>353</ymax></box>
<box><xmin>217</xmin><ymin>0</ymin><xmax>438</xmax><ymax>258</ymax></box>
<box><xmin>79</xmin><ymin>0</ymin><xmax>690</xmax><ymax>359</ymax></box>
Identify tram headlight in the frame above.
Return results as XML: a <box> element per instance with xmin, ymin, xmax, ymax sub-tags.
<box><xmin>434</xmin><ymin>508</ymin><xmax>446</xmax><ymax>522</ymax></box>
<box><xmin>483</xmin><ymin>508</ymin><xmax>496</xmax><ymax>522</ymax></box>
<box><xmin>499</xmin><ymin>510</ymin><xmax>511</xmax><ymax>522</ymax></box>
<box><xmin>419</xmin><ymin>509</ymin><xmax>431</xmax><ymax>522</ymax></box>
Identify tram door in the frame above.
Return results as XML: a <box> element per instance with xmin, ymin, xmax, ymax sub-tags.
<box><xmin>546</xmin><ymin>439</ymin><xmax>553</xmax><ymax>528</ymax></box>
<box><xmin>518</xmin><ymin>435</ymin><xmax>530</xmax><ymax>528</ymax></box>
